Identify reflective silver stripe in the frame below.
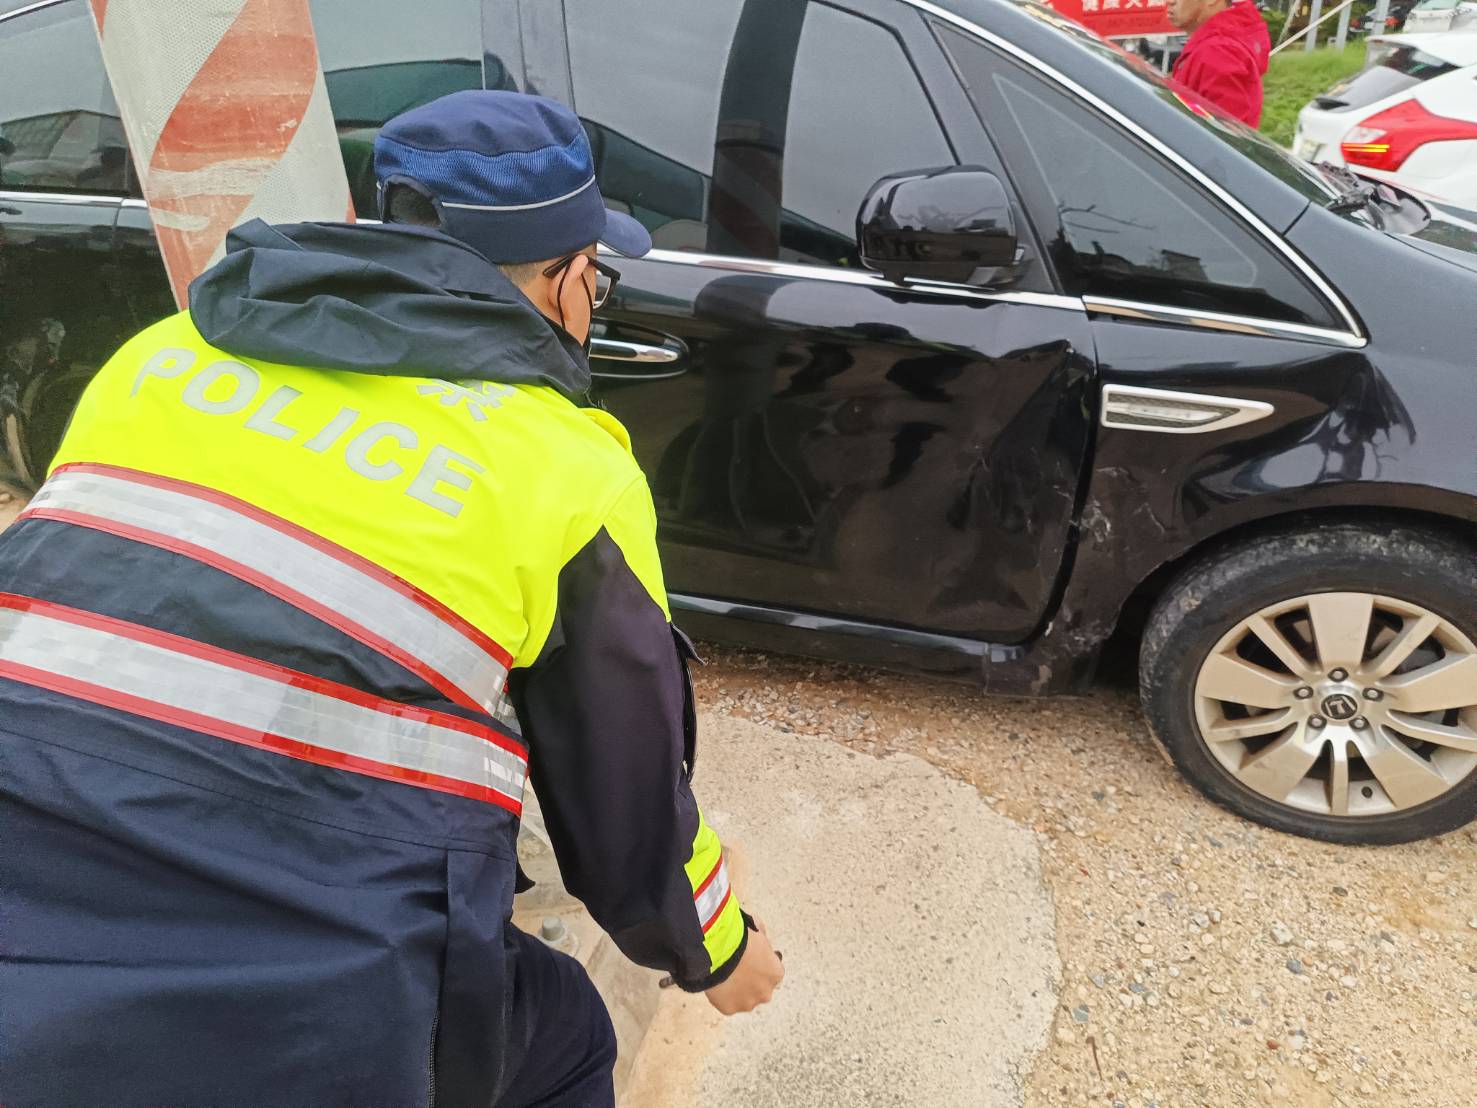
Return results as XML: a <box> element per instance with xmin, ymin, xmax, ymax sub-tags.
<box><xmin>0</xmin><ymin>604</ymin><xmax>526</xmax><ymax>810</ymax></box>
<box><xmin>493</xmin><ymin>693</ymin><xmax>523</xmax><ymax>738</ymax></box>
<box><xmin>29</xmin><ymin>467</ymin><xmax>509</xmax><ymax>712</ymax></box>
<box><xmin>695</xmin><ymin>857</ymin><xmax>732</xmax><ymax>932</ymax></box>
<box><xmin>442</xmin><ymin>176</ymin><xmax>596</xmax><ymax>212</ymax></box>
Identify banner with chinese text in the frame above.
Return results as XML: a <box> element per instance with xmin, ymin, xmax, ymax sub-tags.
<box><xmin>1049</xmin><ymin>0</ymin><xmax>1176</xmax><ymax>37</ymax></box>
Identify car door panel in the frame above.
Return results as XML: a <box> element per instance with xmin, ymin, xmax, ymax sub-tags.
<box><xmin>566</xmin><ymin>0</ymin><xmax>1094</xmax><ymax>642</ymax></box>
<box><xmin>599</xmin><ymin>264</ymin><xmax>1094</xmax><ymax>640</ymax></box>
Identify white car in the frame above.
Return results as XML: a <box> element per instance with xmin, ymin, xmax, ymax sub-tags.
<box><xmin>1294</xmin><ymin>33</ymin><xmax>1477</xmax><ymax>209</ymax></box>
<box><xmin>1403</xmin><ymin>0</ymin><xmax>1477</xmax><ymax>33</ymax></box>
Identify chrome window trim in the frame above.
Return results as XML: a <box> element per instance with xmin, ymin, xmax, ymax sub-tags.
<box><xmin>1084</xmin><ymin>296</ymin><xmax>1368</xmax><ymax>348</ymax></box>
<box><xmin>0</xmin><ymin>188</ymin><xmax>122</xmax><ymax>207</ymax></box>
<box><xmin>903</xmin><ymin>0</ymin><xmax>1367</xmax><ymax>345</ymax></box>
<box><xmin>0</xmin><ymin>0</ymin><xmax>67</xmax><ymax>26</ymax></box>
<box><xmin>626</xmin><ymin>246</ymin><xmax>1084</xmax><ymax>311</ymax></box>
<box><xmin>1100</xmin><ymin>383</ymin><xmax>1276</xmax><ymax>435</ymax></box>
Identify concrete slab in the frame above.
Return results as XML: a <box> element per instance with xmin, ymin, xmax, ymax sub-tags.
<box><xmin>623</xmin><ymin>714</ymin><xmax>1060</xmax><ymax>1108</ymax></box>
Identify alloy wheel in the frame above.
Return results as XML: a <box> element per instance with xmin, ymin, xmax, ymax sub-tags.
<box><xmin>1193</xmin><ymin>592</ymin><xmax>1477</xmax><ymax>818</ymax></box>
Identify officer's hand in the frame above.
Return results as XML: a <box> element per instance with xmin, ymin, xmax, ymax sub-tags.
<box><xmin>705</xmin><ymin>916</ymin><xmax>784</xmax><ymax>1015</ymax></box>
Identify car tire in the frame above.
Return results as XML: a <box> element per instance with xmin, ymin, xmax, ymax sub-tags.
<box><xmin>1140</xmin><ymin>522</ymin><xmax>1477</xmax><ymax>844</ymax></box>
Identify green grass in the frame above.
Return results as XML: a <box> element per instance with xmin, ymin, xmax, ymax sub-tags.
<box><xmin>1261</xmin><ymin>42</ymin><xmax>1368</xmax><ymax>147</ymax></box>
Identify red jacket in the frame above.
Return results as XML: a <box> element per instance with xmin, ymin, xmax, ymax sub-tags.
<box><xmin>1173</xmin><ymin>1</ymin><xmax>1271</xmax><ymax>128</ymax></box>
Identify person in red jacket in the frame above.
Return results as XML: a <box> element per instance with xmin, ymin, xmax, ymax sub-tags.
<box><xmin>1169</xmin><ymin>0</ymin><xmax>1272</xmax><ymax>128</ymax></box>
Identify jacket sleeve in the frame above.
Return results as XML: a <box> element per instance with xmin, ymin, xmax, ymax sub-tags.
<box><xmin>509</xmin><ymin>476</ymin><xmax>747</xmax><ymax>991</ymax></box>
<box><xmin>1177</xmin><ymin>43</ymin><xmax>1262</xmax><ymax>127</ymax></box>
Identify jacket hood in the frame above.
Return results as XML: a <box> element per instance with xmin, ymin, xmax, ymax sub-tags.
<box><xmin>188</xmin><ymin>219</ymin><xmax>593</xmax><ymax>402</ymax></box>
<box><xmin>1186</xmin><ymin>1</ymin><xmax>1271</xmax><ymax>74</ymax></box>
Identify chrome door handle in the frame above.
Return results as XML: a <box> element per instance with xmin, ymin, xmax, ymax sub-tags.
<box><xmin>589</xmin><ymin>338</ymin><xmax>681</xmax><ymax>364</ymax></box>
<box><xmin>589</xmin><ymin>337</ymin><xmax>687</xmax><ymax>381</ymax></box>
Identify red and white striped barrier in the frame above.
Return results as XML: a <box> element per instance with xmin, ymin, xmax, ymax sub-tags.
<box><xmin>89</xmin><ymin>0</ymin><xmax>352</xmax><ymax>306</ymax></box>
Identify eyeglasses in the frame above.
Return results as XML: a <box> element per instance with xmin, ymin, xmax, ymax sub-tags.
<box><xmin>543</xmin><ymin>254</ymin><xmax>621</xmax><ymax>310</ymax></box>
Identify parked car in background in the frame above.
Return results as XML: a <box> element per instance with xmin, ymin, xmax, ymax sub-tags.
<box><xmin>5</xmin><ymin>0</ymin><xmax>1477</xmax><ymax>844</ymax></box>
<box><xmin>1402</xmin><ymin>0</ymin><xmax>1477</xmax><ymax>32</ymax></box>
<box><xmin>1351</xmin><ymin>0</ymin><xmax>1420</xmax><ymax>34</ymax></box>
<box><xmin>1132</xmin><ymin>32</ymin><xmax>1188</xmax><ymax>73</ymax></box>
<box><xmin>1294</xmin><ymin>32</ymin><xmax>1477</xmax><ymax>209</ymax></box>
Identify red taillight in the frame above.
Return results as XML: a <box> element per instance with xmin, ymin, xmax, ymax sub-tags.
<box><xmin>1341</xmin><ymin>99</ymin><xmax>1477</xmax><ymax>172</ymax></box>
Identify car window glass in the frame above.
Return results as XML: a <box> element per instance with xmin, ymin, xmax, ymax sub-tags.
<box><xmin>309</xmin><ymin>0</ymin><xmax>491</xmax><ymax>218</ymax></box>
<box><xmin>566</xmin><ymin>0</ymin><xmax>736</xmax><ymax>247</ymax></box>
<box><xmin>945</xmin><ymin>33</ymin><xmax>1336</xmax><ymax>327</ymax></box>
<box><xmin>1316</xmin><ymin>45</ymin><xmax>1459</xmax><ymax>113</ymax></box>
<box><xmin>944</xmin><ymin>9</ymin><xmax>1336</xmax><ymax>206</ymax></box>
<box><xmin>0</xmin><ymin>0</ymin><xmax>131</xmax><ymax>195</ymax></box>
<box><xmin>782</xmin><ymin>4</ymin><xmax>955</xmax><ymax>264</ymax></box>
<box><xmin>566</xmin><ymin>0</ymin><xmax>956</xmax><ymax>266</ymax></box>
<box><xmin>996</xmin><ymin>73</ymin><xmax>1333</xmax><ymax>324</ymax></box>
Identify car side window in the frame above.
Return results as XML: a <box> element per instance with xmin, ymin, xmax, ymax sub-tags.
<box><xmin>0</xmin><ymin>0</ymin><xmax>132</xmax><ymax>196</ymax></box>
<box><xmin>308</xmin><ymin>0</ymin><xmax>497</xmax><ymax>218</ymax></box>
<box><xmin>566</xmin><ymin>0</ymin><xmax>957</xmax><ymax>267</ymax></box>
<box><xmin>943</xmin><ymin>32</ymin><xmax>1339</xmax><ymax>328</ymax></box>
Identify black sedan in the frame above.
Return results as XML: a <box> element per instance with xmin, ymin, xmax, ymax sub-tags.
<box><xmin>3</xmin><ymin>0</ymin><xmax>1476</xmax><ymax>843</ymax></box>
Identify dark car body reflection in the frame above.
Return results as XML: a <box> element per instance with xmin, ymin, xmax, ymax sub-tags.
<box><xmin>3</xmin><ymin>0</ymin><xmax>1476</xmax><ymax>698</ymax></box>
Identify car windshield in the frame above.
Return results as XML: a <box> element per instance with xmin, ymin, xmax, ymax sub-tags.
<box><xmin>1011</xmin><ymin>1</ymin><xmax>1340</xmax><ymax>203</ymax></box>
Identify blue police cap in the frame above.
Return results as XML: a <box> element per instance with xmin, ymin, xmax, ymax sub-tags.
<box><xmin>374</xmin><ymin>90</ymin><xmax>651</xmax><ymax>264</ymax></box>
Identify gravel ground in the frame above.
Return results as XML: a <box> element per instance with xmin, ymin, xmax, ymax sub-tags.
<box><xmin>689</xmin><ymin>646</ymin><xmax>1477</xmax><ymax>1108</ymax></box>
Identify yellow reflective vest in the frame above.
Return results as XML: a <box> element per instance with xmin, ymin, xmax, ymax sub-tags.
<box><xmin>38</xmin><ymin>302</ymin><xmax>746</xmax><ymax>986</ymax></box>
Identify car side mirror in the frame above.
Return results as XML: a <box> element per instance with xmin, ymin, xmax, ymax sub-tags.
<box><xmin>856</xmin><ymin>166</ymin><xmax>1019</xmax><ymax>286</ymax></box>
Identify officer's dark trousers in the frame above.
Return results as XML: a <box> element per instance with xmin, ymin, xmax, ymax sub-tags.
<box><xmin>0</xmin><ymin>713</ymin><xmax>615</xmax><ymax>1108</ymax></box>
<box><xmin>498</xmin><ymin>927</ymin><xmax>618</xmax><ymax>1108</ymax></box>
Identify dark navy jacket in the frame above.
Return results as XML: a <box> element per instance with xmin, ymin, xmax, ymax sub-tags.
<box><xmin>0</xmin><ymin>222</ymin><xmax>743</xmax><ymax>1107</ymax></box>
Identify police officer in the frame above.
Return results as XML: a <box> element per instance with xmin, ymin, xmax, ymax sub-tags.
<box><xmin>0</xmin><ymin>91</ymin><xmax>783</xmax><ymax>1107</ymax></box>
